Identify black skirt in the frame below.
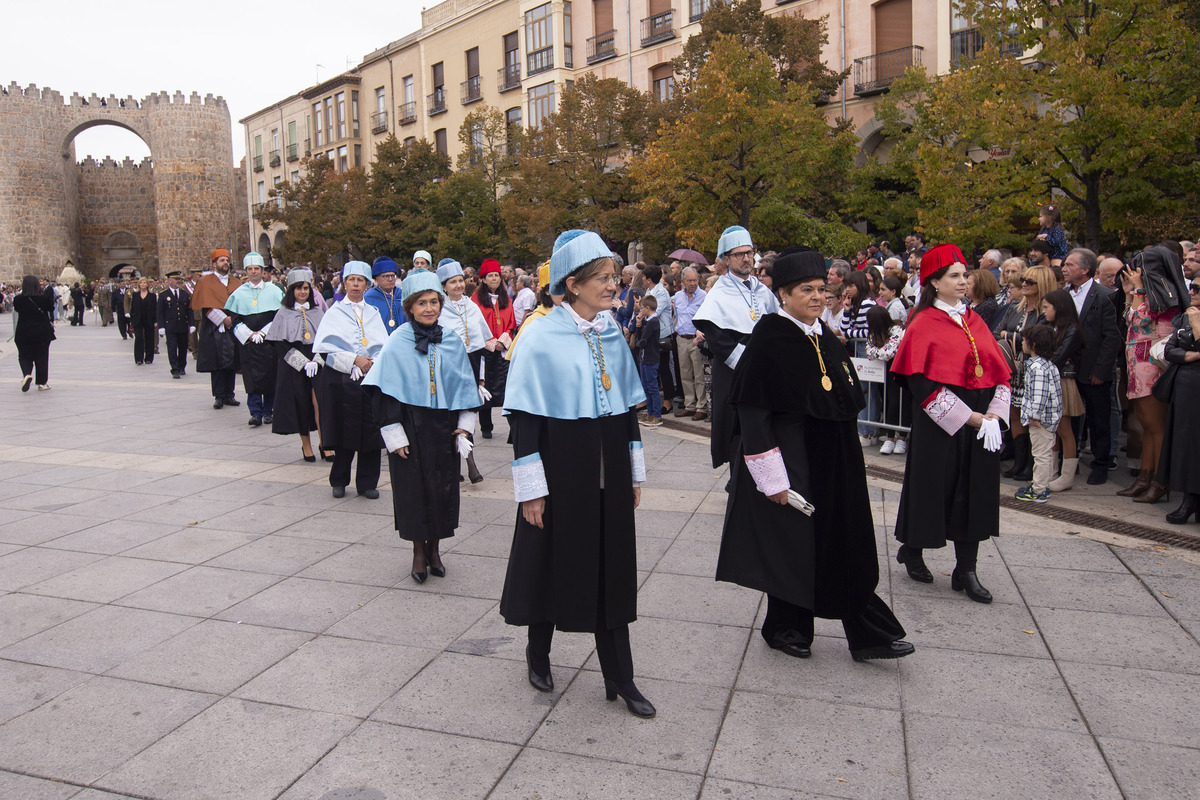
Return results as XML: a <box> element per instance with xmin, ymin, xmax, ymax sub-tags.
<box><xmin>270</xmin><ymin>341</ymin><xmax>317</xmax><ymax>436</ymax></box>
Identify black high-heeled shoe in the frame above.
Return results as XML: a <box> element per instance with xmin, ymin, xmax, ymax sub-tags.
<box><xmin>897</xmin><ymin>544</ymin><xmax>933</xmax><ymax>583</ymax></box>
<box><xmin>604</xmin><ymin>679</ymin><xmax>656</xmax><ymax>718</ymax></box>
<box><xmin>302</xmin><ymin>448</ymin><xmax>316</xmax><ymax>463</ymax></box>
<box><xmin>951</xmin><ymin>569</ymin><xmax>993</xmax><ymax>604</ymax></box>
<box><xmin>526</xmin><ymin>644</ymin><xmax>553</xmax><ymax>692</ymax></box>
<box><xmin>1166</xmin><ymin>493</ymin><xmax>1200</xmax><ymax>524</ymax></box>
<box><xmin>425</xmin><ymin>540</ymin><xmax>446</xmax><ymax>578</ymax></box>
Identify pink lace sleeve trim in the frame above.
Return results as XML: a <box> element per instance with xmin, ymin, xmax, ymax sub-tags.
<box><xmin>922</xmin><ymin>387</ymin><xmax>973</xmax><ymax>436</ymax></box>
<box><xmin>986</xmin><ymin>384</ymin><xmax>1011</xmax><ymax>425</ymax></box>
<box><xmin>744</xmin><ymin>447</ymin><xmax>789</xmax><ymax>497</ymax></box>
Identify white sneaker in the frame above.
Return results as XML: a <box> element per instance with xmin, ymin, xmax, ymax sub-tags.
<box><xmin>879</xmin><ymin>439</ymin><xmax>896</xmax><ymax>455</ymax></box>
<box><xmin>859</xmin><ymin>435</ymin><xmax>873</xmax><ymax>447</ymax></box>
<box><xmin>37</xmin><ymin>385</ymin><xmax>51</xmax><ymax>392</ymax></box>
<box><xmin>894</xmin><ymin>439</ymin><xmax>907</xmax><ymax>455</ymax></box>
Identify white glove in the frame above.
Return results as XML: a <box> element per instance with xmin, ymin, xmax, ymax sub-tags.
<box><xmin>350</xmin><ymin>365</ymin><xmax>364</xmax><ymax>381</ymax></box>
<box><xmin>304</xmin><ymin>360</ymin><xmax>320</xmax><ymax>378</ymax></box>
<box><xmin>188</xmin><ymin>326</ymin><xmax>196</xmax><ymax>334</ymax></box>
<box><xmin>158</xmin><ymin>328</ymin><xmax>165</xmax><ymax>337</ymax></box>
<box><xmin>478</xmin><ymin>385</ymin><xmax>492</xmax><ymax>403</ymax></box>
<box><xmin>456</xmin><ymin>433</ymin><xmax>473</xmax><ymax>458</ymax></box>
<box><xmin>250</xmin><ymin>330</ymin><xmax>266</xmax><ymax>344</ymax></box>
<box><xmin>978</xmin><ymin>418</ymin><xmax>1003</xmax><ymax>452</ymax></box>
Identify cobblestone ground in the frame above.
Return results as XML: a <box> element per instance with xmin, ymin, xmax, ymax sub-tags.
<box><xmin>0</xmin><ymin>321</ymin><xmax>1197</xmax><ymax>799</ymax></box>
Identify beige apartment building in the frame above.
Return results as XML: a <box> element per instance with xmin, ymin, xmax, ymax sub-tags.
<box><xmin>242</xmin><ymin>0</ymin><xmax>986</xmax><ymax>259</ymax></box>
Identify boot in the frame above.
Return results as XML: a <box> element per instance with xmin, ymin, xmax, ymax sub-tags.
<box><xmin>1116</xmin><ymin>469</ymin><xmax>1152</xmax><ymax>497</ymax></box>
<box><xmin>1166</xmin><ymin>494</ymin><xmax>1200</xmax><ymax>524</ymax></box>
<box><xmin>1133</xmin><ymin>478</ymin><xmax>1169</xmax><ymax>504</ymax></box>
<box><xmin>1003</xmin><ymin>433</ymin><xmax>1030</xmax><ymax>479</ymax></box>
<box><xmin>1048</xmin><ymin>457</ymin><xmax>1079</xmax><ymax>492</ymax></box>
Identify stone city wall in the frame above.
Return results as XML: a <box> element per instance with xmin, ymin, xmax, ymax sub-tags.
<box><xmin>75</xmin><ymin>157</ymin><xmax>159</xmax><ymax>277</ymax></box>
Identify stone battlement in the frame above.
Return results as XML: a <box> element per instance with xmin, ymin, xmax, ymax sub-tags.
<box><xmin>78</xmin><ymin>156</ymin><xmax>155</xmax><ymax>169</ymax></box>
<box><xmin>1</xmin><ymin>83</ymin><xmax>227</xmax><ymax>109</ymax></box>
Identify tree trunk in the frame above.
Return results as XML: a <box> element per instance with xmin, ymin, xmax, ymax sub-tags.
<box><xmin>1084</xmin><ymin>174</ymin><xmax>1102</xmax><ymax>253</ymax></box>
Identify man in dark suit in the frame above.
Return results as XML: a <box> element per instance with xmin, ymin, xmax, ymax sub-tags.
<box><xmin>112</xmin><ymin>279</ymin><xmax>130</xmax><ymax>339</ymax></box>
<box><xmin>157</xmin><ymin>271</ymin><xmax>194</xmax><ymax>379</ymax></box>
<box><xmin>1063</xmin><ymin>247</ymin><xmax>1122</xmax><ymax>484</ymax></box>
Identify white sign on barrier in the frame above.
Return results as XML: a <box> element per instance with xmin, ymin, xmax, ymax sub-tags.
<box><xmin>851</xmin><ymin>357</ymin><xmax>886</xmax><ymax>384</ymax></box>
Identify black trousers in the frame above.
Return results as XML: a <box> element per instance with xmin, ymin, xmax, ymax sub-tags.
<box><xmin>164</xmin><ymin>332</ymin><xmax>188</xmax><ymax>374</ymax></box>
<box><xmin>17</xmin><ymin>342</ymin><xmax>49</xmax><ymax>385</ymax></box>
<box><xmin>114</xmin><ymin>307</ymin><xmax>128</xmax><ymax>338</ymax></box>
<box><xmin>72</xmin><ymin>306</ymin><xmax>84</xmax><ymax>326</ymax></box>
<box><xmin>657</xmin><ymin>342</ymin><xmax>675</xmax><ymax>406</ymax></box>
<box><xmin>209</xmin><ymin>369</ymin><xmax>236</xmax><ymax>399</ymax></box>
<box><xmin>479</xmin><ymin>349</ymin><xmax>508</xmax><ymax>433</ymax></box>
<box><xmin>761</xmin><ymin>593</ymin><xmax>906</xmax><ymax>651</ymax></box>
<box><xmin>330</xmin><ymin>446</ymin><xmax>381</xmax><ymax>492</ymax></box>
<box><xmin>133</xmin><ymin>323</ymin><xmax>155</xmax><ymax>363</ymax></box>
<box><xmin>1076</xmin><ymin>380</ymin><xmax>1112</xmax><ymax>466</ymax></box>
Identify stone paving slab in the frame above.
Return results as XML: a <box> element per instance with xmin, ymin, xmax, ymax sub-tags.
<box><xmin>0</xmin><ymin>323</ymin><xmax>1197</xmax><ymax>799</ymax></box>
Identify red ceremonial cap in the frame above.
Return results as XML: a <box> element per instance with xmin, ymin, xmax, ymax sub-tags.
<box><xmin>479</xmin><ymin>258</ymin><xmax>502</xmax><ymax>278</ymax></box>
<box><xmin>920</xmin><ymin>243</ymin><xmax>967</xmax><ymax>285</ymax></box>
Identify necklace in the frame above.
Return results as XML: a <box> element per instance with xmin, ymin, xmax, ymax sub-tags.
<box><xmin>584</xmin><ymin>331</ymin><xmax>612</xmax><ymax>391</ymax></box>
<box><xmin>950</xmin><ymin>311</ymin><xmax>985</xmax><ymax>378</ymax></box>
<box><xmin>427</xmin><ymin>343</ymin><xmax>437</xmax><ymax>396</ymax></box>
<box><xmin>249</xmin><ymin>285</ymin><xmax>261</xmax><ymax>308</ymax></box>
<box><xmin>731</xmin><ymin>275</ymin><xmax>758</xmax><ymax>321</ymax></box>
<box><xmin>448</xmin><ymin>299</ymin><xmax>469</xmax><ymax>346</ymax></box>
<box><xmin>806</xmin><ymin>334</ymin><xmax>832</xmax><ymax>391</ymax></box>
<box><xmin>300</xmin><ymin>307</ymin><xmax>312</xmax><ymax>340</ymax></box>
<box><xmin>351</xmin><ymin>305</ymin><xmax>368</xmax><ymax>347</ymax></box>
<box><xmin>383</xmin><ymin>289</ymin><xmax>397</xmax><ymax>327</ymax></box>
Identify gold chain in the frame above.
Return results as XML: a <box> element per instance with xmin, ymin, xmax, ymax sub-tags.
<box><xmin>806</xmin><ymin>334</ymin><xmax>832</xmax><ymax>391</ymax></box>
<box><xmin>300</xmin><ymin>307</ymin><xmax>311</xmax><ymax>340</ymax></box>
<box><xmin>428</xmin><ymin>343</ymin><xmax>437</xmax><ymax>396</ymax></box>
<box><xmin>952</xmin><ymin>314</ymin><xmax>984</xmax><ymax>378</ymax></box>
<box><xmin>584</xmin><ymin>331</ymin><xmax>612</xmax><ymax>391</ymax></box>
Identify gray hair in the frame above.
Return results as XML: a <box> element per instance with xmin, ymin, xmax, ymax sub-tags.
<box><xmin>883</xmin><ymin>257</ymin><xmax>903</xmax><ymax>271</ymax></box>
<box><xmin>982</xmin><ymin>249</ymin><xmax>1003</xmax><ymax>268</ymax></box>
<box><xmin>682</xmin><ymin>266</ymin><xmax>699</xmax><ymax>279</ymax></box>
<box><xmin>829</xmin><ymin>260</ymin><xmax>852</xmax><ymax>279</ymax></box>
<box><xmin>1068</xmin><ymin>247</ymin><xmax>1098</xmax><ymax>277</ymax></box>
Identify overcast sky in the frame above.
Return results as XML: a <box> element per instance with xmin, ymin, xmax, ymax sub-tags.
<box><xmin>2</xmin><ymin>1</ymin><xmax>424</xmax><ymax>164</ymax></box>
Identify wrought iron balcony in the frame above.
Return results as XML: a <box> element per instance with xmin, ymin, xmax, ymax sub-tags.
<box><xmin>286</xmin><ymin>142</ymin><xmax>299</xmax><ymax>161</ymax></box>
<box><xmin>398</xmin><ymin>102</ymin><xmax>417</xmax><ymax>125</ymax></box>
<box><xmin>587</xmin><ymin>30</ymin><xmax>618</xmax><ymax>64</ymax></box>
<box><xmin>690</xmin><ymin>0</ymin><xmax>720</xmax><ymax>22</ymax></box>
<box><xmin>428</xmin><ymin>88</ymin><xmax>446</xmax><ymax>116</ymax></box>
<box><xmin>950</xmin><ymin>28</ymin><xmax>1023</xmax><ymax>66</ymax></box>
<box><xmin>641</xmin><ymin>10</ymin><xmax>676</xmax><ymax>47</ymax></box>
<box><xmin>370</xmin><ymin>110</ymin><xmax>388</xmax><ymax>134</ymax></box>
<box><xmin>852</xmin><ymin>45</ymin><xmax>923</xmax><ymax>96</ymax></box>
<box><xmin>565</xmin><ymin>44</ymin><xmax>573</xmax><ymax>68</ymax></box>
<box><xmin>303</xmin><ymin>138</ymin><xmax>311</xmax><ymax>156</ymax></box>
<box><xmin>498</xmin><ymin>63</ymin><xmax>521</xmax><ymax>92</ymax></box>
<box><xmin>253</xmin><ymin>154</ymin><xmax>264</xmax><ymax>172</ymax></box>
<box><xmin>268</xmin><ymin>149</ymin><xmax>281</xmax><ymax>167</ymax></box>
<box><xmin>527</xmin><ymin>45</ymin><xmax>554</xmax><ymax>76</ymax></box>
<box><xmin>461</xmin><ymin>76</ymin><xmax>482</xmax><ymax>105</ymax></box>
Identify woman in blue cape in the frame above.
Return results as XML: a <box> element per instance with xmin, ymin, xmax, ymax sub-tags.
<box><xmin>363</xmin><ymin>269</ymin><xmax>481</xmax><ymax>583</ymax></box>
<box><xmin>500</xmin><ymin>230</ymin><xmax>656</xmax><ymax>718</ymax></box>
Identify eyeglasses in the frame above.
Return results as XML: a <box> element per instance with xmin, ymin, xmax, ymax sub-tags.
<box><xmin>589</xmin><ymin>274</ymin><xmax>620</xmax><ymax>285</ymax></box>
<box><xmin>1021</xmin><ymin>279</ymin><xmax>1038</xmax><ymax>286</ymax></box>
<box><xmin>1190</xmin><ymin>285</ymin><xmax>1200</xmax><ymax>294</ymax></box>
<box><xmin>727</xmin><ymin>250</ymin><xmax>755</xmax><ymax>261</ymax></box>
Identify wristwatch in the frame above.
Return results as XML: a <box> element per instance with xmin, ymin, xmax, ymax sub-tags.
<box><xmin>1133</xmin><ymin>288</ymin><xmax>1146</xmax><ymax>296</ymax></box>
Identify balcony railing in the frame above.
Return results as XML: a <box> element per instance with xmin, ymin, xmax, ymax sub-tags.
<box><xmin>527</xmin><ymin>45</ymin><xmax>554</xmax><ymax>76</ymax></box>
<box><xmin>286</xmin><ymin>142</ymin><xmax>299</xmax><ymax>161</ymax></box>
<box><xmin>498</xmin><ymin>63</ymin><xmax>521</xmax><ymax>92</ymax></box>
<box><xmin>304</xmin><ymin>138</ymin><xmax>311</xmax><ymax>156</ymax></box>
<box><xmin>949</xmin><ymin>28</ymin><xmax>1023</xmax><ymax>66</ymax></box>
<box><xmin>586</xmin><ymin>30</ymin><xmax>618</xmax><ymax>64</ymax></box>
<box><xmin>461</xmin><ymin>76</ymin><xmax>482</xmax><ymax>105</ymax></box>
<box><xmin>852</xmin><ymin>45</ymin><xmax>923</xmax><ymax>95</ymax></box>
<box><xmin>428</xmin><ymin>88</ymin><xmax>446</xmax><ymax>115</ymax></box>
<box><xmin>253</xmin><ymin>154</ymin><xmax>264</xmax><ymax>172</ymax></box>
<box><xmin>268</xmin><ymin>149</ymin><xmax>281</xmax><ymax>167</ymax></box>
<box><xmin>641</xmin><ymin>10</ymin><xmax>676</xmax><ymax>47</ymax></box>
<box><xmin>690</xmin><ymin>0</ymin><xmax>714</xmax><ymax>22</ymax></box>
<box><xmin>565</xmin><ymin>44</ymin><xmax>573</xmax><ymax>68</ymax></box>
<box><xmin>370</xmin><ymin>110</ymin><xmax>388</xmax><ymax>134</ymax></box>
<box><xmin>398</xmin><ymin>101</ymin><xmax>417</xmax><ymax>125</ymax></box>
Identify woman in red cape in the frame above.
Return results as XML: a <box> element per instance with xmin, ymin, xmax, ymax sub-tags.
<box><xmin>891</xmin><ymin>244</ymin><xmax>1012</xmax><ymax>604</ymax></box>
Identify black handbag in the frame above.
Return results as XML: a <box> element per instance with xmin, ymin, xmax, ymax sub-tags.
<box><xmin>1152</xmin><ymin>361</ymin><xmax>1179</xmax><ymax>403</ymax></box>
<box><xmin>1132</xmin><ymin>247</ymin><xmax>1188</xmax><ymax>316</ymax></box>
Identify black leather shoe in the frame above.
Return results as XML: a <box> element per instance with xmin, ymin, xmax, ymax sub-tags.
<box><xmin>213</xmin><ymin>397</ymin><xmax>224</xmax><ymax>410</ymax></box>
<box><xmin>951</xmin><ymin>570</ymin><xmax>993</xmax><ymax>604</ymax></box>
<box><xmin>331</xmin><ymin>486</ymin><xmax>346</xmax><ymax>498</ymax></box>
<box><xmin>526</xmin><ymin>644</ymin><xmax>553</xmax><ymax>693</ymax></box>
<box><xmin>172</xmin><ymin>372</ymin><xmax>181</xmax><ymax>380</ymax></box>
<box><xmin>897</xmin><ymin>544</ymin><xmax>933</xmax><ymax>583</ymax></box>
<box><xmin>1086</xmin><ymin>467</ymin><xmax>1108</xmax><ymax>485</ymax></box>
<box><xmin>1167</xmin><ymin>494</ymin><xmax>1200</xmax><ymax>524</ymax></box>
<box><xmin>224</xmin><ymin>397</ymin><xmax>240</xmax><ymax>407</ymax></box>
<box><xmin>263</xmin><ymin>414</ymin><xmax>273</xmax><ymax>424</ymax></box>
<box><xmin>481</xmin><ymin>431</ymin><xmax>492</xmax><ymax>439</ymax></box>
<box><xmin>411</xmin><ymin>568</ymin><xmax>427</xmax><ymax>584</ymax></box>
<box><xmin>248</xmin><ymin>417</ymin><xmax>262</xmax><ymax>427</ymax></box>
<box><xmin>359</xmin><ymin>489</ymin><xmax>380</xmax><ymax>500</ymax></box>
<box><xmin>851</xmin><ymin>641</ymin><xmax>915</xmax><ymax>662</ymax></box>
<box><xmin>770</xmin><ymin>642</ymin><xmax>812</xmax><ymax>659</ymax></box>
<box><xmin>605</xmin><ymin>679</ymin><xmax>656</xmax><ymax>718</ymax></box>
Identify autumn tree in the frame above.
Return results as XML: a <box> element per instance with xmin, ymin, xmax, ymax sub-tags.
<box><xmin>502</xmin><ymin>75</ymin><xmax>665</xmax><ymax>261</ymax></box>
<box><xmin>877</xmin><ymin>0</ymin><xmax>1200</xmax><ymax>251</ymax></box>
<box><xmin>633</xmin><ymin>35</ymin><xmax>864</xmax><ymax>256</ymax></box>
<box><xmin>256</xmin><ymin>155</ymin><xmax>370</xmax><ymax>267</ymax></box>
<box><xmin>358</xmin><ymin>136</ymin><xmax>452</xmax><ymax>262</ymax></box>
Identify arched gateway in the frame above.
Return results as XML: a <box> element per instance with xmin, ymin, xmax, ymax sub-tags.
<box><xmin>0</xmin><ymin>84</ymin><xmax>237</xmax><ymax>281</ymax></box>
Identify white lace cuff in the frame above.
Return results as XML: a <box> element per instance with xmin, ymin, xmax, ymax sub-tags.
<box><xmin>381</xmin><ymin>423</ymin><xmax>409</xmax><ymax>452</ymax></box>
<box><xmin>986</xmin><ymin>384</ymin><xmax>1012</xmax><ymax>427</ymax></box>
<box><xmin>725</xmin><ymin>342</ymin><xmax>746</xmax><ymax>369</ymax></box>
<box><xmin>206</xmin><ymin>308</ymin><xmax>228</xmax><ymax>327</ymax></box>
<box><xmin>922</xmin><ymin>386</ymin><xmax>973</xmax><ymax>436</ymax></box>
<box><xmin>233</xmin><ymin>323</ymin><xmax>252</xmax><ymax>345</ymax></box>
<box><xmin>630</xmin><ymin>441</ymin><xmax>646</xmax><ymax>483</ymax></box>
<box><xmin>744</xmin><ymin>447</ymin><xmax>789</xmax><ymax>497</ymax></box>
<box><xmin>283</xmin><ymin>348</ymin><xmax>309</xmax><ymax>372</ymax></box>
<box><xmin>456</xmin><ymin>410</ymin><xmax>478</xmax><ymax>434</ymax></box>
<box><xmin>512</xmin><ymin>454</ymin><xmax>549</xmax><ymax>502</ymax></box>
<box><xmin>329</xmin><ymin>351</ymin><xmax>356</xmax><ymax>374</ymax></box>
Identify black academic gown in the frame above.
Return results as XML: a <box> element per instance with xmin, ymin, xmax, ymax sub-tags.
<box><xmin>694</xmin><ymin>321</ymin><xmax>752</xmax><ymax>468</ymax></box>
<box><xmin>499</xmin><ymin>410</ymin><xmax>640</xmax><ymax>633</ymax></box>
<box><xmin>372</xmin><ymin>401</ymin><xmax>462</xmax><ymax>542</ymax></box>
<box><xmin>232</xmin><ymin>309</ymin><xmax>279</xmax><ymax>395</ymax></box>
<box><xmin>715</xmin><ymin>315</ymin><xmax>884</xmax><ymax>620</ymax></box>
<box><xmin>270</xmin><ymin>339</ymin><xmax>318</xmax><ymax>435</ymax></box>
<box><xmin>316</xmin><ymin>369</ymin><xmax>383</xmax><ymax>452</ymax></box>
<box><xmin>196</xmin><ymin>316</ymin><xmax>239</xmax><ymax>373</ymax></box>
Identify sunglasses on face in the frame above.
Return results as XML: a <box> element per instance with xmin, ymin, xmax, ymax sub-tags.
<box><xmin>1021</xmin><ymin>279</ymin><xmax>1038</xmax><ymax>286</ymax></box>
<box><xmin>1191</xmin><ymin>285</ymin><xmax>1200</xmax><ymax>294</ymax></box>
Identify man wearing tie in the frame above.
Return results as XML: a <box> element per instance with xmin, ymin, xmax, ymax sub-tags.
<box><xmin>157</xmin><ymin>271</ymin><xmax>194</xmax><ymax>379</ymax></box>
<box><xmin>112</xmin><ymin>278</ymin><xmax>130</xmax><ymax>339</ymax></box>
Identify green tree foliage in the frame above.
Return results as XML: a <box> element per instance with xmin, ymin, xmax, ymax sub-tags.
<box><xmin>502</xmin><ymin>75</ymin><xmax>663</xmax><ymax>261</ymax></box>
<box><xmin>359</xmin><ymin>136</ymin><xmax>451</xmax><ymax>263</ymax></box>
<box><xmin>634</xmin><ymin>35</ymin><xmax>864</xmax><ymax>257</ymax></box>
<box><xmin>256</xmin><ymin>155</ymin><xmax>370</xmax><ymax>267</ymax></box>
<box><xmin>673</xmin><ymin>0</ymin><xmax>845</xmax><ymax>98</ymax></box>
<box><xmin>878</xmin><ymin>0</ymin><xmax>1200</xmax><ymax>251</ymax></box>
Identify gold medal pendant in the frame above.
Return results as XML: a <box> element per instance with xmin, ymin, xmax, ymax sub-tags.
<box><xmin>251</xmin><ymin>300</ymin><xmax>257</xmax><ymax>307</ymax></box>
<box><xmin>821</xmin><ymin>375</ymin><xmax>833</xmax><ymax>392</ymax></box>
<box><xmin>389</xmin><ymin>319</ymin><xmax>396</xmax><ymax>327</ymax></box>
<box><xmin>974</xmin><ymin>365</ymin><xmax>984</xmax><ymax>378</ymax></box>
<box><xmin>304</xmin><ymin>332</ymin><xmax>312</xmax><ymax>340</ymax></box>
<box><xmin>601</xmin><ymin>373</ymin><xmax>612</xmax><ymax>391</ymax></box>
<box><xmin>750</xmin><ymin>310</ymin><xmax>757</xmax><ymax>321</ymax></box>
<box><xmin>361</xmin><ymin>337</ymin><xmax>369</xmax><ymax>347</ymax></box>
<box><xmin>430</xmin><ymin>381</ymin><xmax>437</xmax><ymax>394</ymax></box>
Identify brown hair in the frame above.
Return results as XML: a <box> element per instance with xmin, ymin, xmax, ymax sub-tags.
<box><xmin>401</xmin><ymin>289</ymin><xmax>443</xmax><ymax>318</ymax></box>
<box><xmin>562</xmin><ymin>257</ymin><xmax>615</xmax><ymax>305</ymax></box>
<box><xmin>968</xmin><ymin>268</ymin><xmax>1000</xmax><ymax>302</ymax></box>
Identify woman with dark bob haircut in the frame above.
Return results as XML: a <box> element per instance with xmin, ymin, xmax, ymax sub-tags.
<box><xmin>266</xmin><ymin>268</ymin><xmax>327</xmax><ymax>462</ymax></box>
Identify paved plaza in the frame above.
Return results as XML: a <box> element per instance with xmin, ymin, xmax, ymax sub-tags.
<box><xmin>0</xmin><ymin>322</ymin><xmax>1197</xmax><ymax>800</ymax></box>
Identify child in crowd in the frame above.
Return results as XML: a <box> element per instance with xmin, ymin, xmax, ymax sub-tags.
<box><xmin>1016</xmin><ymin>323</ymin><xmax>1062</xmax><ymax>503</ymax></box>
<box><xmin>1036</xmin><ymin>203</ymin><xmax>1069</xmax><ymax>266</ymax></box>
<box><xmin>634</xmin><ymin>294</ymin><xmax>662</xmax><ymax>427</ymax></box>
<box><xmin>865</xmin><ymin>304</ymin><xmax>909</xmax><ymax>455</ymax></box>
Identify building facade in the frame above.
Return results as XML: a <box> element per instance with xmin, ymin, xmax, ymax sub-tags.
<box><xmin>242</xmin><ymin>0</ymin><xmax>975</xmax><ymax>260</ymax></box>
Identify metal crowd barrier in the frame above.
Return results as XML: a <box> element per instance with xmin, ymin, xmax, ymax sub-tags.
<box><xmin>847</xmin><ymin>336</ymin><xmax>912</xmax><ymax>437</ymax></box>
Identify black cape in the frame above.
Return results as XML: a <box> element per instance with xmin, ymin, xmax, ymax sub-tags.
<box><xmin>196</xmin><ymin>316</ymin><xmax>239</xmax><ymax>373</ymax></box>
<box><xmin>232</xmin><ymin>310</ymin><xmax>279</xmax><ymax>395</ymax></box>
<box><xmin>715</xmin><ymin>315</ymin><xmax>879</xmax><ymax>618</ymax></box>
<box><xmin>694</xmin><ymin>320</ymin><xmax>752</xmax><ymax>468</ymax></box>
